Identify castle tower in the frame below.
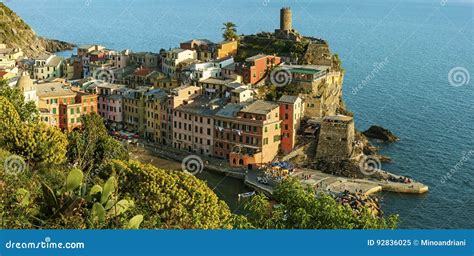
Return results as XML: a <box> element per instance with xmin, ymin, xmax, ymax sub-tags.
<box><xmin>280</xmin><ymin>7</ymin><xmax>292</xmax><ymax>31</ymax></box>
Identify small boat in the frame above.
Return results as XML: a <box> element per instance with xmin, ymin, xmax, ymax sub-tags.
<box><xmin>238</xmin><ymin>191</ymin><xmax>255</xmax><ymax>201</ymax></box>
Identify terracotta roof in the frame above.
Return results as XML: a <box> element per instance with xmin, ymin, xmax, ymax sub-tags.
<box><xmin>134</xmin><ymin>68</ymin><xmax>153</xmax><ymax>76</ymax></box>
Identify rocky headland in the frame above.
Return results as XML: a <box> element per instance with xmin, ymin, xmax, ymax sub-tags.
<box><xmin>0</xmin><ymin>3</ymin><xmax>74</xmax><ymax>57</ymax></box>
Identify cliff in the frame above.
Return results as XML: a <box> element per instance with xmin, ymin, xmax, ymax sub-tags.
<box><xmin>0</xmin><ymin>3</ymin><xmax>74</xmax><ymax>57</ymax></box>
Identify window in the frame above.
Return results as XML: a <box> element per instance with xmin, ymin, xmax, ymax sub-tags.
<box><xmin>52</xmin><ymin>108</ymin><xmax>56</xmax><ymax>114</ymax></box>
<box><xmin>274</xmin><ymin>135</ymin><xmax>280</xmax><ymax>142</ymax></box>
<box><xmin>70</xmin><ymin>108</ymin><xmax>74</xmax><ymax>114</ymax></box>
<box><xmin>70</xmin><ymin>118</ymin><xmax>74</xmax><ymax>123</ymax></box>
<box><xmin>264</xmin><ymin>127</ymin><xmax>268</xmax><ymax>133</ymax></box>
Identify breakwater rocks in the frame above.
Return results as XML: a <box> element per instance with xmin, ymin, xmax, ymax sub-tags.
<box><xmin>333</xmin><ymin>191</ymin><xmax>382</xmax><ymax>217</ymax></box>
<box><xmin>363</xmin><ymin>125</ymin><xmax>399</xmax><ymax>143</ymax></box>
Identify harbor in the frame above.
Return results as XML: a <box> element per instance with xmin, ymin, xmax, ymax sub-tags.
<box><xmin>130</xmin><ymin>141</ymin><xmax>429</xmax><ymax>204</ymax></box>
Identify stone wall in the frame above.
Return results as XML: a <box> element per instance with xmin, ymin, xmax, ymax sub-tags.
<box><xmin>315</xmin><ymin>116</ymin><xmax>355</xmax><ymax>161</ymax></box>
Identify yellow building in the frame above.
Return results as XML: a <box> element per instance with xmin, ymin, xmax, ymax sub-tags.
<box><xmin>123</xmin><ymin>87</ymin><xmax>150</xmax><ymax>134</ymax></box>
<box><xmin>216</xmin><ymin>40</ymin><xmax>238</xmax><ymax>59</ymax></box>
<box><xmin>144</xmin><ymin>89</ymin><xmax>168</xmax><ymax>143</ymax></box>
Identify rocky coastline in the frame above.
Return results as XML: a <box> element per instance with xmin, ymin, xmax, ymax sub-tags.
<box><xmin>0</xmin><ymin>3</ymin><xmax>75</xmax><ymax>57</ymax></box>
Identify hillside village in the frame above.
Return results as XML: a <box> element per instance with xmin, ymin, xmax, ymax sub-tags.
<box><xmin>0</xmin><ymin>6</ymin><xmax>430</xmax><ymax>200</ymax></box>
<box><xmin>3</xmin><ymin>7</ymin><xmax>359</xmax><ymax>170</ymax></box>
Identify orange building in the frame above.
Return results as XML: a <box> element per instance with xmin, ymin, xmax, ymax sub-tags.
<box><xmin>278</xmin><ymin>95</ymin><xmax>303</xmax><ymax>153</ymax></box>
<box><xmin>36</xmin><ymin>82</ymin><xmax>97</xmax><ymax>131</ymax></box>
<box><xmin>241</xmin><ymin>54</ymin><xmax>281</xmax><ymax>85</ymax></box>
<box><xmin>214</xmin><ymin>100</ymin><xmax>281</xmax><ymax>169</ymax></box>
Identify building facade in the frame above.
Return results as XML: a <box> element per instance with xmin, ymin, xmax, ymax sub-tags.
<box><xmin>278</xmin><ymin>95</ymin><xmax>303</xmax><ymax>153</ymax></box>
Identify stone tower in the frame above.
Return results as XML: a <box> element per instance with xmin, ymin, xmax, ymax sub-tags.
<box><xmin>275</xmin><ymin>7</ymin><xmax>301</xmax><ymax>41</ymax></box>
<box><xmin>280</xmin><ymin>7</ymin><xmax>292</xmax><ymax>31</ymax></box>
<box><xmin>315</xmin><ymin>115</ymin><xmax>355</xmax><ymax>161</ymax></box>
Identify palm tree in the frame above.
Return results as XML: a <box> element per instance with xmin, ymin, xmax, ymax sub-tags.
<box><xmin>222</xmin><ymin>22</ymin><xmax>238</xmax><ymax>41</ymax></box>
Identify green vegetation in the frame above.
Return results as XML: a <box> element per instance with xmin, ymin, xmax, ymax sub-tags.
<box><xmin>67</xmin><ymin>112</ymin><xmax>128</xmax><ymax>173</ymax></box>
<box><xmin>103</xmin><ymin>160</ymin><xmax>238</xmax><ymax>229</ymax></box>
<box><xmin>236</xmin><ymin>34</ymin><xmax>308</xmax><ymax>62</ymax></box>
<box><xmin>0</xmin><ymin>3</ymin><xmax>73</xmax><ymax>56</ymax></box>
<box><xmin>244</xmin><ymin>178</ymin><xmax>398</xmax><ymax>229</ymax></box>
<box><xmin>0</xmin><ymin>95</ymin><xmax>67</xmax><ymax>168</ymax></box>
<box><xmin>263</xmin><ymin>84</ymin><xmax>312</xmax><ymax>102</ymax></box>
<box><xmin>332</xmin><ymin>54</ymin><xmax>345</xmax><ymax>73</ymax></box>
<box><xmin>222</xmin><ymin>22</ymin><xmax>238</xmax><ymax>41</ymax></box>
<box><xmin>0</xmin><ymin>79</ymin><xmax>38</xmax><ymax>123</ymax></box>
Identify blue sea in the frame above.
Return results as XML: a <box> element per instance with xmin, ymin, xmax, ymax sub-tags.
<box><xmin>5</xmin><ymin>0</ymin><xmax>473</xmax><ymax>228</ymax></box>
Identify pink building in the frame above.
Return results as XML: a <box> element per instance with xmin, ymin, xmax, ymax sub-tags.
<box><xmin>106</xmin><ymin>93</ymin><xmax>124</xmax><ymax>128</ymax></box>
<box><xmin>96</xmin><ymin>83</ymin><xmax>126</xmax><ymax>128</ymax></box>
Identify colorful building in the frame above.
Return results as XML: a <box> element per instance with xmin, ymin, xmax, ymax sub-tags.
<box><xmin>161</xmin><ymin>48</ymin><xmax>196</xmax><ymax>78</ymax></box>
<box><xmin>215</xmin><ymin>40</ymin><xmax>238</xmax><ymax>59</ymax></box>
<box><xmin>172</xmin><ymin>96</ymin><xmax>223</xmax><ymax>155</ymax></box>
<box><xmin>144</xmin><ymin>89</ymin><xmax>168</xmax><ymax>143</ymax></box>
<box><xmin>278</xmin><ymin>95</ymin><xmax>303</xmax><ymax>153</ymax></box>
<box><xmin>123</xmin><ymin>87</ymin><xmax>149</xmax><ymax>134</ymax></box>
<box><xmin>36</xmin><ymin>82</ymin><xmax>97</xmax><ymax>131</ymax></box>
<box><xmin>33</xmin><ymin>54</ymin><xmax>65</xmax><ymax>80</ymax></box>
<box><xmin>241</xmin><ymin>54</ymin><xmax>281</xmax><ymax>85</ymax></box>
<box><xmin>214</xmin><ymin>100</ymin><xmax>281</xmax><ymax>169</ymax></box>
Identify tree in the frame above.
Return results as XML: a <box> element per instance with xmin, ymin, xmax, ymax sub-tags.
<box><xmin>222</xmin><ymin>22</ymin><xmax>238</xmax><ymax>41</ymax></box>
<box><xmin>0</xmin><ymin>96</ymin><xmax>21</xmax><ymax>146</ymax></box>
<box><xmin>0</xmin><ymin>96</ymin><xmax>67</xmax><ymax>167</ymax></box>
<box><xmin>104</xmin><ymin>160</ymin><xmax>235</xmax><ymax>229</ymax></box>
<box><xmin>6</xmin><ymin>122</ymin><xmax>68</xmax><ymax>167</ymax></box>
<box><xmin>67</xmin><ymin>112</ymin><xmax>127</xmax><ymax>173</ymax></box>
<box><xmin>0</xmin><ymin>79</ymin><xmax>38</xmax><ymax>123</ymax></box>
<box><xmin>245</xmin><ymin>177</ymin><xmax>398</xmax><ymax>229</ymax></box>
